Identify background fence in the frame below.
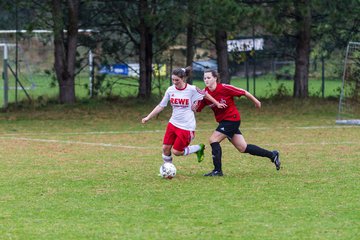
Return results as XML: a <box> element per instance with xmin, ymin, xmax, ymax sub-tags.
<box><xmin>0</xmin><ymin>34</ymin><xmax>344</xmax><ymax>107</ymax></box>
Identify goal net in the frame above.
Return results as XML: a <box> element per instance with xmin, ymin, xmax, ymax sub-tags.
<box><xmin>336</xmin><ymin>42</ymin><xmax>360</xmax><ymax>125</ymax></box>
<box><xmin>1</xmin><ymin>43</ymin><xmax>39</xmax><ymax>108</ymax></box>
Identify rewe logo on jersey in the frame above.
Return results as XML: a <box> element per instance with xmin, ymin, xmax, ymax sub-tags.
<box><xmin>170</xmin><ymin>98</ymin><xmax>189</xmax><ymax>106</ymax></box>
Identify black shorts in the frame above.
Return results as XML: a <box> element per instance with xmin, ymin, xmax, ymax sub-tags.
<box><xmin>216</xmin><ymin>120</ymin><xmax>242</xmax><ymax>139</ymax></box>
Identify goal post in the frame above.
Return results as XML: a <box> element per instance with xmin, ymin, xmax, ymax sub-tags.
<box><xmin>1</xmin><ymin>43</ymin><xmax>15</xmax><ymax>108</ymax></box>
<box><xmin>1</xmin><ymin>43</ymin><xmax>34</xmax><ymax>109</ymax></box>
<box><xmin>336</xmin><ymin>42</ymin><xmax>360</xmax><ymax>125</ymax></box>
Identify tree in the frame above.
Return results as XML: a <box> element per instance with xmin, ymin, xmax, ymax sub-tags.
<box><xmin>0</xmin><ymin>0</ymin><xmax>33</xmax><ymax>30</ymax></box>
<box><xmin>51</xmin><ymin>0</ymin><xmax>80</xmax><ymax>104</ymax></box>
<box><xmin>1</xmin><ymin>0</ymin><xmax>82</xmax><ymax>104</ymax></box>
<box><xmin>185</xmin><ymin>0</ymin><xmax>196</xmax><ymax>84</ymax></box>
<box><xmin>215</xmin><ymin>30</ymin><xmax>231</xmax><ymax>83</ymax></box>
<box><xmin>293</xmin><ymin>0</ymin><xmax>311</xmax><ymax>98</ymax></box>
<box><xmin>138</xmin><ymin>0</ymin><xmax>153</xmax><ymax>99</ymax></box>
<box><xmin>262</xmin><ymin>0</ymin><xmax>312</xmax><ymax>98</ymax></box>
<box><xmin>95</xmin><ymin>0</ymin><xmax>185</xmax><ymax>99</ymax></box>
<box><xmin>196</xmin><ymin>0</ymin><xmax>245</xmax><ymax>84</ymax></box>
<box><xmin>137</xmin><ymin>0</ymin><xmax>187</xmax><ymax>98</ymax></box>
<box><xmin>312</xmin><ymin>0</ymin><xmax>360</xmax><ymax>61</ymax></box>
<box><xmin>263</xmin><ymin>0</ymin><xmax>360</xmax><ymax>98</ymax></box>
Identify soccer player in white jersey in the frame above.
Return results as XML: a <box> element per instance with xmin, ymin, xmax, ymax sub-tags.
<box><xmin>142</xmin><ymin>66</ymin><xmax>226</xmax><ymax>166</ymax></box>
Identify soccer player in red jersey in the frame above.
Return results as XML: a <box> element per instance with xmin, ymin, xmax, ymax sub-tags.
<box><xmin>142</xmin><ymin>67</ymin><xmax>226</xmax><ymax>167</ymax></box>
<box><xmin>194</xmin><ymin>69</ymin><xmax>280</xmax><ymax>176</ymax></box>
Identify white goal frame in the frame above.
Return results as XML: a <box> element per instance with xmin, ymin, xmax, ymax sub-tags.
<box><xmin>1</xmin><ymin>43</ymin><xmax>15</xmax><ymax>108</ymax></box>
<box><xmin>1</xmin><ymin>43</ymin><xmax>34</xmax><ymax>108</ymax></box>
<box><xmin>336</xmin><ymin>42</ymin><xmax>360</xmax><ymax>125</ymax></box>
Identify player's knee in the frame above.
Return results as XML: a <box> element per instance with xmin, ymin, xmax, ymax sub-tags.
<box><xmin>172</xmin><ymin>149</ymin><xmax>183</xmax><ymax>156</ymax></box>
<box><xmin>209</xmin><ymin>136</ymin><xmax>217</xmax><ymax>144</ymax></box>
<box><xmin>239</xmin><ymin>143</ymin><xmax>247</xmax><ymax>153</ymax></box>
<box><xmin>162</xmin><ymin>146</ymin><xmax>171</xmax><ymax>156</ymax></box>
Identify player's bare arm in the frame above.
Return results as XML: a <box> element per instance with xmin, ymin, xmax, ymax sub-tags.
<box><xmin>245</xmin><ymin>91</ymin><xmax>261</xmax><ymax>108</ymax></box>
<box><xmin>142</xmin><ymin>105</ymin><xmax>164</xmax><ymax>123</ymax></box>
<box><xmin>192</xmin><ymin>100</ymin><xmax>199</xmax><ymax>112</ymax></box>
<box><xmin>204</xmin><ymin>92</ymin><xmax>227</xmax><ymax>108</ymax></box>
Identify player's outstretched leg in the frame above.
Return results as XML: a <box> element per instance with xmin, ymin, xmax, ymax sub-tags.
<box><xmin>271</xmin><ymin>150</ymin><xmax>281</xmax><ymax>171</ymax></box>
<box><xmin>244</xmin><ymin>144</ymin><xmax>281</xmax><ymax>171</ymax></box>
<box><xmin>196</xmin><ymin>143</ymin><xmax>205</xmax><ymax>163</ymax></box>
<box><xmin>183</xmin><ymin>144</ymin><xmax>204</xmax><ymax>162</ymax></box>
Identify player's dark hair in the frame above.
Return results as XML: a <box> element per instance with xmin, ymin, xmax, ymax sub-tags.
<box><xmin>204</xmin><ymin>69</ymin><xmax>220</xmax><ymax>83</ymax></box>
<box><xmin>172</xmin><ymin>66</ymin><xmax>192</xmax><ymax>80</ymax></box>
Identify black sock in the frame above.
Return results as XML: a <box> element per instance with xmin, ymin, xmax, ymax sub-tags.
<box><xmin>211</xmin><ymin>142</ymin><xmax>222</xmax><ymax>171</ymax></box>
<box><xmin>245</xmin><ymin>144</ymin><xmax>273</xmax><ymax>160</ymax></box>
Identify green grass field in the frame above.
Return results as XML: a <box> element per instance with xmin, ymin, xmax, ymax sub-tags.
<box><xmin>0</xmin><ymin>98</ymin><xmax>359</xmax><ymax>239</ymax></box>
<box><xmin>0</xmin><ymin>73</ymin><xmax>342</xmax><ymax>107</ymax></box>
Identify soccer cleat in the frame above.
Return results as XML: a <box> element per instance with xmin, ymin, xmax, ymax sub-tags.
<box><xmin>272</xmin><ymin>150</ymin><xmax>281</xmax><ymax>171</ymax></box>
<box><xmin>203</xmin><ymin>170</ymin><xmax>223</xmax><ymax>177</ymax></box>
<box><xmin>196</xmin><ymin>143</ymin><xmax>205</xmax><ymax>163</ymax></box>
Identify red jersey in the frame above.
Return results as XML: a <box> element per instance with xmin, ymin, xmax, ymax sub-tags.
<box><xmin>197</xmin><ymin>83</ymin><xmax>246</xmax><ymax>122</ymax></box>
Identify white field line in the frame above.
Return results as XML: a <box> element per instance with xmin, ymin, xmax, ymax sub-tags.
<box><xmin>0</xmin><ymin>125</ymin><xmax>358</xmax><ymax>137</ymax></box>
<box><xmin>0</xmin><ymin>136</ymin><xmax>157</xmax><ymax>149</ymax></box>
<box><xmin>0</xmin><ymin>136</ymin><xmax>359</xmax><ymax>149</ymax></box>
<box><xmin>0</xmin><ymin>125</ymin><xmax>358</xmax><ymax>149</ymax></box>
<box><xmin>0</xmin><ymin>130</ymin><xmax>164</xmax><ymax>136</ymax></box>
<box><xmin>268</xmin><ymin>141</ymin><xmax>360</xmax><ymax>146</ymax></box>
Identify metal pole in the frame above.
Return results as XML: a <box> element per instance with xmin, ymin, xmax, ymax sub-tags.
<box><xmin>3</xmin><ymin>44</ymin><xmax>9</xmax><ymax>108</ymax></box>
<box><xmin>321</xmin><ymin>56</ymin><xmax>325</xmax><ymax>98</ymax></box>
<box><xmin>245</xmin><ymin>60</ymin><xmax>249</xmax><ymax>91</ymax></box>
<box><xmin>169</xmin><ymin>52</ymin><xmax>173</xmax><ymax>86</ymax></box>
<box><xmin>89</xmin><ymin>50</ymin><xmax>93</xmax><ymax>97</ymax></box>
<box><xmin>252</xmin><ymin>26</ymin><xmax>256</xmax><ymax>97</ymax></box>
<box><xmin>338</xmin><ymin>43</ymin><xmax>350</xmax><ymax>119</ymax></box>
<box><xmin>15</xmin><ymin>0</ymin><xmax>19</xmax><ymax>105</ymax></box>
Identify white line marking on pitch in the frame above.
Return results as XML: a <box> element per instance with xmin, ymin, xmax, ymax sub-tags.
<box><xmin>260</xmin><ymin>141</ymin><xmax>360</xmax><ymax>146</ymax></box>
<box><xmin>0</xmin><ymin>136</ymin><xmax>157</xmax><ymax>149</ymax></box>
<box><xmin>0</xmin><ymin>125</ymin><xmax>358</xmax><ymax>136</ymax></box>
<box><xmin>0</xmin><ymin>130</ymin><xmax>164</xmax><ymax>136</ymax></box>
<box><xmin>0</xmin><ymin>136</ymin><xmax>359</xmax><ymax>149</ymax></box>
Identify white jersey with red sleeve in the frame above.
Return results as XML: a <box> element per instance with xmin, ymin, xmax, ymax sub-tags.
<box><xmin>196</xmin><ymin>83</ymin><xmax>246</xmax><ymax>122</ymax></box>
<box><xmin>159</xmin><ymin>84</ymin><xmax>205</xmax><ymax>131</ymax></box>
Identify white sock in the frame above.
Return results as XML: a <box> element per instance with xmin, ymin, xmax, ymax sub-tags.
<box><xmin>162</xmin><ymin>154</ymin><xmax>172</xmax><ymax>163</ymax></box>
<box><xmin>183</xmin><ymin>145</ymin><xmax>201</xmax><ymax>156</ymax></box>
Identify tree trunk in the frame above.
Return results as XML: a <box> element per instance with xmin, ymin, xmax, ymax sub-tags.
<box><xmin>145</xmin><ymin>32</ymin><xmax>153</xmax><ymax>97</ymax></box>
<box><xmin>215</xmin><ymin>30</ymin><xmax>230</xmax><ymax>84</ymax></box>
<box><xmin>52</xmin><ymin>0</ymin><xmax>79</xmax><ymax>104</ymax></box>
<box><xmin>186</xmin><ymin>1</ymin><xmax>195</xmax><ymax>84</ymax></box>
<box><xmin>186</xmin><ymin>22</ymin><xmax>195</xmax><ymax>84</ymax></box>
<box><xmin>293</xmin><ymin>0</ymin><xmax>311</xmax><ymax>98</ymax></box>
<box><xmin>138</xmin><ymin>0</ymin><xmax>152</xmax><ymax>99</ymax></box>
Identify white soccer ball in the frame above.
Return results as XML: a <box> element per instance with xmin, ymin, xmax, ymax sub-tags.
<box><xmin>159</xmin><ymin>162</ymin><xmax>177</xmax><ymax>179</ymax></box>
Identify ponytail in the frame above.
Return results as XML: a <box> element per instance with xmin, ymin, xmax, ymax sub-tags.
<box><xmin>172</xmin><ymin>66</ymin><xmax>192</xmax><ymax>80</ymax></box>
